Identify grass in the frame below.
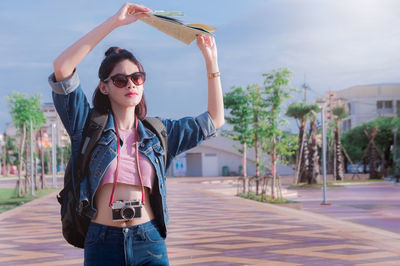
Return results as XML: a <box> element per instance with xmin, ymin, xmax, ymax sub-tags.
<box><xmin>0</xmin><ymin>188</ymin><xmax>59</xmax><ymax>214</ymax></box>
<box><xmin>237</xmin><ymin>192</ymin><xmax>293</xmax><ymax>204</ymax></box>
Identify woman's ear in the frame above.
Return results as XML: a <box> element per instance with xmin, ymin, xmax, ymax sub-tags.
<box><xmin>99</xmin><ymin>81</ymin><xmax>109</xmax><ymax>95</ymax></box>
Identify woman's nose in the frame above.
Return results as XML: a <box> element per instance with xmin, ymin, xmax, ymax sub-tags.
<box><xmin>126</xmin><ymin>77</ymin><xmax>136</xmax><ymax>88</ymax></box>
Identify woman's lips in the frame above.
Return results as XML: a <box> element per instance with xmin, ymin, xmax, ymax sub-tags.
<box><xmin>125</xmin><ymin>92</ymin><xmax>137</xmax><ymax>97</ymax></box>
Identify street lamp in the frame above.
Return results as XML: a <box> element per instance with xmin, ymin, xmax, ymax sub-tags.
<box><xmin>317</xmin><ymin>99</ymin><xmax>330</xmax><ymax>205</ymax></box>
<box><xmin>52</xmin><ymin>123</ymin><xmax>57</xmax><ymax>188</ymax></box>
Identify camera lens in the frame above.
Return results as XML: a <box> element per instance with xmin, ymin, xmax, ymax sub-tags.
<box><xmin>121</xmin><ymin>206</ymin><xmax>135</xmax><ymax>220</ymax></box>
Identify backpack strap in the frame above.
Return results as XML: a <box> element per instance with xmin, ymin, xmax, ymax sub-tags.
<box><xmin>76</xmin><ymin>109</ymin><xmax>109</xmax><ymax>181</ymax></box>
<box><xmin>142</xmin><ymin>117</ymin><xmax>168</xmax><ymax>169</ymax></box>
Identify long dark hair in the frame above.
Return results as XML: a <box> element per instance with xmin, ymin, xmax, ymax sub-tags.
<box><xmin>92</xmin><ymin>47</ymin><xmax>147</xmax><ymax>120</ymax></box>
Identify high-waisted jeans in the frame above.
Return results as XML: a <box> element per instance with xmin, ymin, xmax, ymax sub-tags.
<box><xmin>84</xmin><ymin>220</ymin><xmax>169</xmax><ymax>266</ymax></box>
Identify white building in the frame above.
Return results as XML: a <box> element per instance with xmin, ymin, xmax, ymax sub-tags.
<box><xmin>167</xmin><ymin>135</ymin><xmax>294</xmax><ymax>177</ymax></box>
<box><xmin>333</xmin><ymin>84</ymin><xmax>400</xmax><ymax>132</ymax></box>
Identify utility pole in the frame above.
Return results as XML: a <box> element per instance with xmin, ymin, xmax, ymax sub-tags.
<box><xmin>302</xmin><ymin>74</ymin><xmax>308</xmax><ymax>103</ymax></box>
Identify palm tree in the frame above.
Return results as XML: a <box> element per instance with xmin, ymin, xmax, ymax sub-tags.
<box><xmin>332</xmin><ymin>106</ymin><xmax>347</xmax><ymax>181</ymax></box>
<box><xmin>286</xmin><ymin>102</ymin><xmax>313</xmax><ymax>183</ymax></box>
<box><xmin>306</xmin><ymin>104</ymin><xmax>321</xmax><ymax>184</ymax></box>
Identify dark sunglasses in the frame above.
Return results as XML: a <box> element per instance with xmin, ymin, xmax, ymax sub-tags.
<box><xmin>103</xmin><ymin>72</ymin><xmax>146</xmax><ymax>88</ymax></box>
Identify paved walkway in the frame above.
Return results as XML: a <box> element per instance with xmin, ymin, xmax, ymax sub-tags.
<box><xmin>1</xmin><ymin>177</ymin><xmax>400</xmax><ymax>265</ymax></box>
<box><xmin>289</xmin><ymin>181</ymin><xmax>400</xmax><ymax>234</ymax></box>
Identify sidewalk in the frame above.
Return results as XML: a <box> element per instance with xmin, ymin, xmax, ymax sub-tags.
<box><xmin>0</xmin><ymin>177</ymin><xmax>400</xmax><ymax>265</ymax></box>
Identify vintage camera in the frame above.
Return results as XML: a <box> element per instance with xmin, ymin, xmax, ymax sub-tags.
<box><xmin>111</xmin><ymin>200</ymin><xmax>142</xmax><ymax>221</ymax></box>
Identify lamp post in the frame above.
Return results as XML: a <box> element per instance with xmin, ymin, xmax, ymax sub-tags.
<box><xmin>317</xmin><ymin>99</ymin><xmax>329</xmax><ymax>205</ymax></box>
<box><xmin>393</xmin><ymin>127</ymin><xmax>398</xmax><ymax>162</ymax></box>
<box><xmin>52</xmin><ymin>123</ymin><xmax>57</xmax><ymax>188</ymax></box>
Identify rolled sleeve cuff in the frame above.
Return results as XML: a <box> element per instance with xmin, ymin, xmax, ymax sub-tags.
<box><xmin>196</xmin><ymin>111</ymin><xmax>217</xmax><ymax>140</ymax></box>
<box><xmin>48</xmin><ymin>70</ymin><xmax>80</xmax><ymax>95</ymax></box>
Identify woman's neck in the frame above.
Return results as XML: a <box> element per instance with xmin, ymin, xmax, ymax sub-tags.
<box><xmin>112</xmin><ymin>105</ymin><xmax>136</xmax><ymax>130</ymax></box>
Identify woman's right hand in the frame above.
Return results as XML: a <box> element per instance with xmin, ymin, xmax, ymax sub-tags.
<box><xmin>113</xmin><ymin>3</ymin><xmax>152</xmax><ymax>27</ymax></box>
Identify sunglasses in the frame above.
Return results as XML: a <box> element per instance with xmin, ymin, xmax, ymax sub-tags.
<box><xmin>103</xmin><ymin>72</ymin><xmax>146</xmax><ymax>88</ymax></box>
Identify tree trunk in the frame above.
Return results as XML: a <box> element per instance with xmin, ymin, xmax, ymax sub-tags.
<box><xmin>39</xmin><ymin>128</ymin><xmax>46</xmax><ymax>189</ymax></box>
<box><xmin>243</xmin><ymin>143</ymin><xmax>247</xmax><ymax>177</ymax></box>
<box><xmin>333</xmin><ymin>138</ymin><xmax>337</xmax><ymax>179</ymax></box>
<box><xmin>1</xmin><ymin>134</ymin><xmax>6</xmax><ymax>176</ymax></box>
<box><xmin>369</xmin><ymin>142</ymin><xmax>379</xmax><ymax>179</ymax></box>
<box><xmin>335</xmin><ymin>124</ymin><xmax>344</xmax><ymax>181</ymax></box>
<box><xmin>294</xmin><ymin>121</ymin><xmax>306</xmax><ymax>184</ymax></box>
<box><xmin>363</xmin><ymin>158</ymin><xmax>367</xmax><ymax>174</ymax></box>
<box><xmin>307</xmin><ymin>118</ymin><xmax>319</xmax><ymax>184</ymax></box>
<box><xmin>18</xmin><ymin>123</ymin><xmax>26</xmax><ymax>196</ymax></box>
<box><xmin>299</xmin><ymin>139</ymin><xmax>309</xmax><ymax>183</ymax></box>
<box><xmin>254</xmin><ymin>134</ymin><xmax>259</xmax><ymax>194</ymax></box>
<box><xmin>270</xmin><ymin>138</ymin><xmax>277</xmax><ymax>199</ymax></box>
<box><xmin>24</xmin><ymin>133</ymin><xmax>30</xmax><ymax>193</ymax></box>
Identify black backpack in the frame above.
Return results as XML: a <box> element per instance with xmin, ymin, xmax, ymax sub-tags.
<box><xmin>56</xmin><ymin>110</ymin><xmax>168</xmax><ymax>248</ymax></box>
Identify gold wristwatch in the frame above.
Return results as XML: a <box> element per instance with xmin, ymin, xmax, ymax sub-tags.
<box><xmin>207</xmin><ymin>72</ymin><xmax>220</xmax><ymax>79</ymax></box>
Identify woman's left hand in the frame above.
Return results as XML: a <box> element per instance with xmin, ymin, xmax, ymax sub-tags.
<box><xmin>196</xmin><ymin>35</ymin><xmax>218</xmax><ymax>63</ymax></box>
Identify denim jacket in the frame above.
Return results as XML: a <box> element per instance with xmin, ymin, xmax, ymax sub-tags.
<box><xmin>48</xmin><ymin>70</ymin><xmax>216</xmax><ymax>238</ymax></box>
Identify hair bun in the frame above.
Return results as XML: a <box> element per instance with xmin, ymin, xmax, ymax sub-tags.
<box><xmin>105</xmin><ymin>47</ymin><xmax>124</xmax><ymax>57</ymax></box>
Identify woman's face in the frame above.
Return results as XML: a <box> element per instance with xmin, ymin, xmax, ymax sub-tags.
<box><xmin>101</xmin><ymin>59</ymin><xmax>144</xmax><ymax>110</ymax></box>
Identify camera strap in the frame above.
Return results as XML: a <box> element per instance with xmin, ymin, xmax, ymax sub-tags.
<box><xmin>109</xmin><ymin>115</ymin><xmax>145</xmax><ymax>207</ymax></box>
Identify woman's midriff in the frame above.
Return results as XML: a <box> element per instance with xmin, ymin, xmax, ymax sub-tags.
<box><xmin>91</xmin><ymin>183</ymin><xmax>155</xmax><ymax>227</ymax></box>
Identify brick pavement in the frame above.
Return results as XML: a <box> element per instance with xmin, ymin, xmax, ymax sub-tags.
<box><xmin>1</xmin><ymin>177</ymin><xmax>400</xmax><ymax>265</ymax></box>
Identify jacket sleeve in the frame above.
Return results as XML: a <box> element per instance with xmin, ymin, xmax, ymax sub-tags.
<box><xmin>48</xmin><ymin>70</ymin><xmax>90</xmax><ymax>138</ymax></box>
<box><xmin>160</xmin><ymin>111</ymin><xmax>216</xmax><ymax>167</ymax></box>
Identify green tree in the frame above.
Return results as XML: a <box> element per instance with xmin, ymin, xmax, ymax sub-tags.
<box><xmin>261</xmin><ymin>68</ymin><xmax>297</xmax><ymax>198</ymax></box>
<box><xmin>8</xmin><ymin>92</ymin><xmax>46</xmax><ymax>196</ymax></box>
<box><xmin>342</xmin><ymin>116</ymin><xmax>398</xmax><ymax>178</ymax></box>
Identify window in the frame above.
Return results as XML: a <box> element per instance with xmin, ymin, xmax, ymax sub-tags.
<box><xmin>377</xmin><ymin>100</ymin><xmax>393</xmax><ymax>114</ymax></box>
<box><xmin>347</xmin><ymin>103</ymin><xmax>353</xmax><ymax>115</ymax></box>
<box><xmin>342</xmin><ymin>119</ymin><xmax>352</xmax><ymax>132</ymax></box>
<box><xmin>397</xmin><ymin>101</ymin><xmax>400</xmax><ymax>116</ymax></box>
<box><xmin>385</xmin><ymin>101</ymin><xmax>393</xmax><ymax>108</ymax></box>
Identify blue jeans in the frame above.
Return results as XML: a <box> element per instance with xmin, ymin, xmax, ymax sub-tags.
<box><xmin>84</xmin><ymin>220</ymin><xmax>169</xmax><ymax>266</ymax></box>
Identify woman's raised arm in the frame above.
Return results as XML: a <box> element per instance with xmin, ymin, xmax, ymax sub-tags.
<box><xmin>196</xmin><ymin>35</ymin><xmax>225</xmax><ymax>129</ymax></box>
<box><xmin>53</xmin><ymin>3</ymin><xmax>151</xmax><ymax>82</ymax></box>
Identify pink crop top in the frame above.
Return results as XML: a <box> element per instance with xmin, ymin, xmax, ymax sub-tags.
<box><xmin>100</xmin><ymin>128</ymin><xmax>155</xmax><ymax>193</ymax></box>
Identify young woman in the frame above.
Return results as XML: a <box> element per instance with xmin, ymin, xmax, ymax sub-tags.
<box><xmin>48</xmin><ymin>3</ymin><xmax>224</xmax><ymax>266</ymax></box>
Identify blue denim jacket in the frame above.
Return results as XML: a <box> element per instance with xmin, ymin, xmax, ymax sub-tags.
<box><xmin>48</xmin><ymin>70</ymin><xmax>216</xmax><ymax>238</ymax></box>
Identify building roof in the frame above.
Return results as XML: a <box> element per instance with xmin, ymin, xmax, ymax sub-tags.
<box><xmin>338</xmin><ymin>84</ymin><xmax>400</xmax><ymax>99</ymax></box>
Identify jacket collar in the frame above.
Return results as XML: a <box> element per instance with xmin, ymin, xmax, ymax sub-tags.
<box><xmin>103</xmin><ymin>110</ymin><xmax>155</xmax><ymax>143</ymax></box>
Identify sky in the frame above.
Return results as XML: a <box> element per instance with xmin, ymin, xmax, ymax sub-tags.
<box><xmin>0</xmin><ymin>0</ymin><xmax>399</xmax><ymax>132</ymax></box>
